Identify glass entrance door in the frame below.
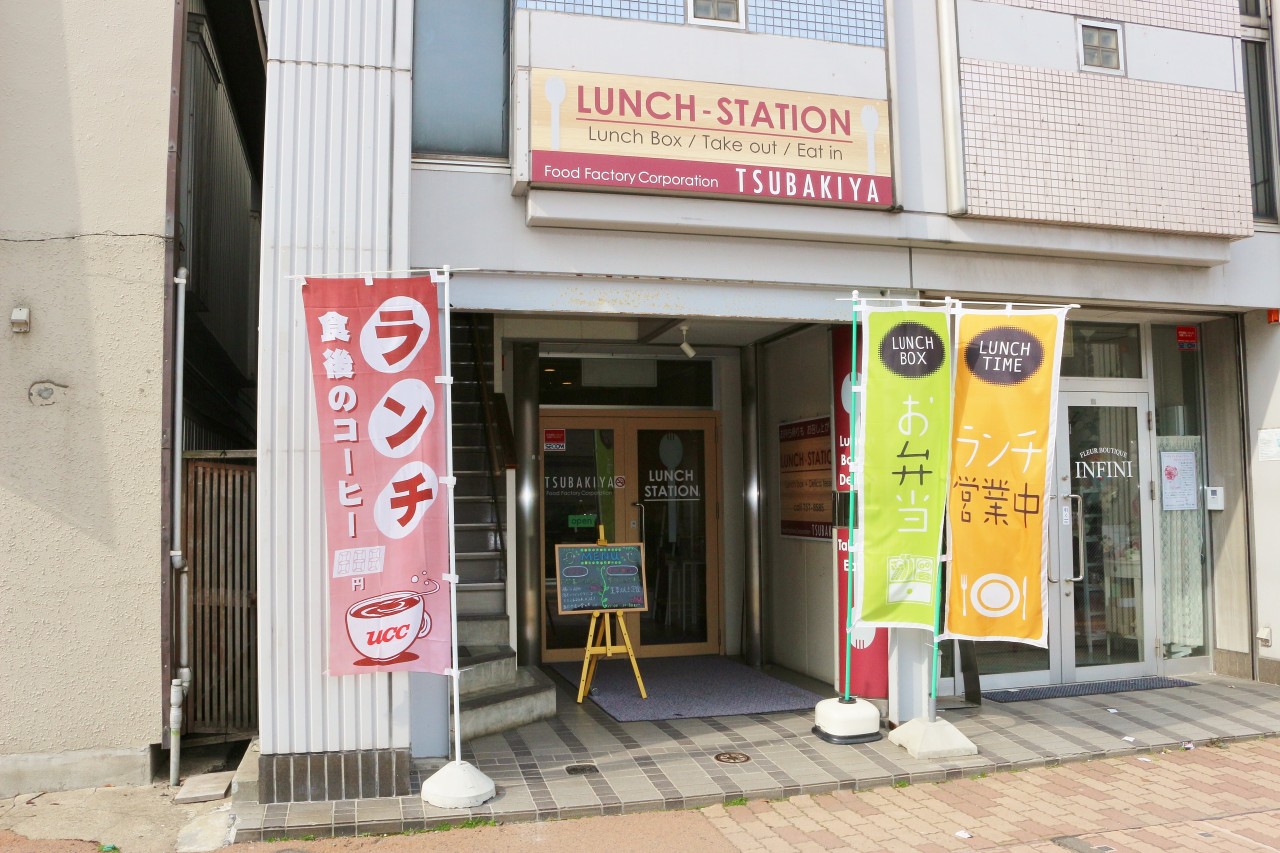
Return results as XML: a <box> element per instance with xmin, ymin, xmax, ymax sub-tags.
<box><xmin>540</xmin><ymin>412</ymin><xmax>721</xmax><ymax>662</ymax></box>
<box><xmin>971</xmin><ymin>391</ymin><xmax>1157</xmax><ymax>688</ymax></box>
<box><xmin>1054</xmin><ymin>391</ymin><xmax>1158</xmax><ymax>681</ymax></box>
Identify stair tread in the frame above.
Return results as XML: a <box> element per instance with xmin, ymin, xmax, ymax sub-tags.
<box><xmin>457</xmin><ymin>667</ymin><xmax>556</xmax><ymax>712</ymax></box>
<box><xmin>458</xmin><ymin>645</ymin><xmax>514</xmax><ymax>667</ymax></box>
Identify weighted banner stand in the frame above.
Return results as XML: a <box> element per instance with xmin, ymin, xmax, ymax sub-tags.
<box><xmin>576</xmin><ymin>527</ymin><xmax>647</xmax><ymax>703</ymax></box>
<box><xmin>814</xmin><ymin>292</ymin><xmax>882</xmax><ymax>744</ymax></box>
<box><xmin>418</xmin><ymin>267</ymin><xmax>496</xmax><ymax>809</ymax></box>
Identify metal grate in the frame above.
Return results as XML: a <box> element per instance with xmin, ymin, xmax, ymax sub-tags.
<box><xmin>184</xmin><ymin>456</ymin><xmax>258</xmax><ymax>736</ymax></box>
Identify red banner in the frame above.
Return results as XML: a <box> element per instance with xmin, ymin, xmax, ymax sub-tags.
<box><xmin>833</xmin><ymin>326</ymin><xmax>887</xmax><ymax>697</ymax></box>
<box><xmin>832</xmin><ymin>325</ymin><xmax>856</xmax><ymax>492</ymax></box>
<box><xmin>302</xmin><ymin>276</ymin><xmax>452</xmax><ymax>675</ymax></box>
<box><xmin>835</xmin><ymin>528</ymin><xmax>888</xmax><ymax>697</ymax></box>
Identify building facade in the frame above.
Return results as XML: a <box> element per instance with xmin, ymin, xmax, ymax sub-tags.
<box><xmin>252</xmin><ymin>0</ymin><xmax>1280</xmax><ymax>799</ymax></box>
<box><xmin>0</xmin><ymin>0</ymin><xmax>263</xmax><ymax>796</ymax></box>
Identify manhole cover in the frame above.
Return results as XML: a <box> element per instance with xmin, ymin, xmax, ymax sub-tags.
<box><xmin>714</xmin><ymin>751</ymin><xmax>751</xmax><ymax>764</ymax></box>
<box><xmin>565</xmin><ymin>764</ymin><xmax>598</xmax><ymax>775</ymax></box>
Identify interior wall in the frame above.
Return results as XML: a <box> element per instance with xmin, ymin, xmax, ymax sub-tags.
<box><xmin>761</xmin><ymin>326</ymin><xmax>836</xmax><ymax>682</ymax></box>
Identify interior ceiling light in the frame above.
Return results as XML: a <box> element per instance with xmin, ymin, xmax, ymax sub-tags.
<box><xmin>679</xmin><ymin>324</ymin><xmax>697</xmax><ymax>358</ymax></box>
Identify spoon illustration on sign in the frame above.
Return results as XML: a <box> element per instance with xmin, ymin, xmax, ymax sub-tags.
<box><xmin>545</xmin><ymin>76</ymin><xmax>567</xmax><ymax>151</ymax></box>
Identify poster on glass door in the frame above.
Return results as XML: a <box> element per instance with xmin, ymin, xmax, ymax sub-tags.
<box><xmin>302</xmin><ymin>276</ymin><xmax>452</xmax><ymax>676</ymax></box>
<box><xmin>943</xmin><ymin>309</ymin><xmax>1067</xmax><ymax>646</ymax></box>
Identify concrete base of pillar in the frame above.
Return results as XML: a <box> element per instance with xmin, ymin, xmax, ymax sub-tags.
<box><xmin>888</xmin><ymin>717</ymin><xmax>978</xmax><ymax>760</ymax></box>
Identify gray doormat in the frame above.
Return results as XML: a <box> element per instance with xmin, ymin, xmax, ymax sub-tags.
<box><xmin>982</xmin><ymin>676</ymin><xmax>1197</xmax><ymax>703</ymax></box>
<box><xmin>550</xmin><ymin>655</ymin><xmax>824</xmax><ymax>722</ymax></box>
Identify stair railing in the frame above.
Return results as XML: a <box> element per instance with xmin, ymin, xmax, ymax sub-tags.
<box><xmin>468</xmin><ymin>315</ymin><xmax>517</xmax><ymax>563</ymax></box>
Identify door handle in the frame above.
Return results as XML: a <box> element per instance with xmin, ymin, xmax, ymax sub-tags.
<box><xmin>631</xmin><ymin>501</ymin><xmax>645</xmax><ymax>536</ymax></box>
<box><xmin>1048</xmin><ymin>494</ymin><xmax>1060</xmax><ymax>583</ymax></box>
<box><xmin>1067</xmin><ymin>494</ymin><xmax>1085</xmax><ymax>582</ymax></box>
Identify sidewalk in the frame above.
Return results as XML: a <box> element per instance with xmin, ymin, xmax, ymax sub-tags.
<box><xmin>4</xmin><ymin>672</ymin><xmax>1280</xmax><ymax>852</ymax></box>
<box><xmin>232</xmin><ymin>672</ymin><xmax>1280</xmax><ymax>840</ymax></box>
<box><xmin>233</xmin><ymin>734</ymin><xmax>1280</xmax><ymax>851</ymax></box>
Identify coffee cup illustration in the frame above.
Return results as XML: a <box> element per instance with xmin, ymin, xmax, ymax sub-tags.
<box><xmin>346</xmin><ymin>579</ymin><xmax>440</xmax><ymax>665</ymax></box>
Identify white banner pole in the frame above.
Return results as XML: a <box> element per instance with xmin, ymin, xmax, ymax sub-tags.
<box><xmin>421</xmin><ymin>266</ymin><xmax>495</xmax><ymax>808</ymax></box>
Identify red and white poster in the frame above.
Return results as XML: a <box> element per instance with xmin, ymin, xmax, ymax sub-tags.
<box><xmin>302</xmin><ymin>276</ymin><xmax>452</xmax><ymax>676</ymax></box>
<box><xmin>832</xmin><ymin>325</ymin><xmax>887</xmax><ymax>697</ymax></box>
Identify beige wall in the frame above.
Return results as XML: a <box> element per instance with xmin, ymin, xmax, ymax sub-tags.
<box><xmin>0</xmin><ymin>0</ymin><xmax>174</xmax><ymax>791</ymax></box>
<box><xmin>761</xmin><ymin>326</ymin><xmax>837</xmax><ymax>683</ymax></box>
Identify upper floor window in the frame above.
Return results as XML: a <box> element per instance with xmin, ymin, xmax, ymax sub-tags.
<box><xmin>689</xmin><ymin>0</ymin><xmax>745</xmax><ymax>29</ymax></box>
<box><xmin>1243</xmin><ymin>40</ymin><xmax>1278</xmax><ymax>220</ymax></box>
<box><xmin>1241</xmin><ymin>0</ymin><xmax>1262</xmax><ymax>19</ymax></box>
<box><xmin>412</xmin><ymin>0</ymin><xmax>509</xmax><ymax>158</ymax></box>
<box><xmin>1078</xmin><ymin>21</ymin><xmax>1123</xmax><ymax>73</ymax></box>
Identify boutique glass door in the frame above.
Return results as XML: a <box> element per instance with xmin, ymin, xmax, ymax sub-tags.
<box><xmin>971</xmin><ymin>391</ymin><xmax>1157</xmax><ymax>688</ymax></box>
<box><xmin>540</xmin><ymin>412</ymin><xmax>721</xmax><ymax>663</ymax></box>
<box><xmin>1053</xmin><ymin>391</ymin><xmax>1158</xmax><ymax>681</ymax></box>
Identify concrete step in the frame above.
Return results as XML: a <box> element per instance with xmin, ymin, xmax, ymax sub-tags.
<box><xmin>458</xmin><ymin>645</ymin><xmax>517</xmax><ymax>696</ymax></box>
<box><xmin>454</xmin><ymin>522</ymin><xmax>502</xmax><ymax>553</ymax></box>
<box><xmin>456</xmin><ymin>613</ymin><xmax>509</xmax><ymax>646</ymax></box>
<box><xmin>458</xmin><ymin>666</ymin><xmax>558</xmax><ymax>742</ymax></box>
<box><xmin>453</xmin><ymin>473</ymin><xmax>500</xmax><ymax>498</ymax></box>
<box><xmin>457</xmin><ymin>582</ymin><xmax>505</xmax><ymax>615</ymax></box>
<box><xmin>455</xmin><ymin>552</ymin><xmax>503</xmax><ymax>583</ymax></box>
<box><xmin>454</xmin><ymin>496</ymin><xmax>503</xmax><ymax>524</ymax></box>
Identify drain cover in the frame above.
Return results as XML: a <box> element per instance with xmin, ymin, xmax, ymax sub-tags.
<box><xmin>714</xmin><ymin>751</ymin><xmax>751</xmax><ymax>764</ymax></box>
<box><xmin>565</xmin><ymin>764</ymin><xmax>599</xmax><ymax>775</ymax></box>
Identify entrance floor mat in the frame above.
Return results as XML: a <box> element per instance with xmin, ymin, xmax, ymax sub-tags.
<box><xmin>550</xmin><ymin>655</ymin><xmax>824</xmax><ymax>722</ymax></box>
<box><xmin>982</xmin><ymin>676</ymin><xmax>1197</xmax><ymax>703</ymax></box>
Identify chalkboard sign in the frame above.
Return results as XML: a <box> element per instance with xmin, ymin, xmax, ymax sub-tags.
<box><xmin>554</xmin><ymin>543</ymin><xmax>648</xmax><ymax>615</ymax></box>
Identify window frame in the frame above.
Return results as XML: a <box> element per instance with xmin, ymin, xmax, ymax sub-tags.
<box><xmin>1076</xmin><ymin>19</ymin><xmax>1126</xmax><ymax>76</ymax></box>
<box><xmin>686</xmin><ymin>0</ymin><xmax>746</xmax><ymax>31</ymax></box>
<box><xmin>1242</xmin><ymin>35</ymin><xmax>1280</xmax><ymax>222</ymax></box>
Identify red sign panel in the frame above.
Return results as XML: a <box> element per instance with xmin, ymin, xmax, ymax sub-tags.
<box><xmin>835</xmin><ymin>527</ymin><xmax>889</xmax><ymax>698</ymax></box>
<box><xmin>544</xmin><ymin>428</ymin><xmax>566</xmax><ymax>452</ymax></box>
<box><xmin>1176</xmin><ymin>325</ymin><xmax>1200</xmax><ymax>351</ymax></box>
<box><xmin>832</xmin><ymin>325</ymin><xmax>860</xmax><ymax>493</ymax></box>
<box><xmin>302</xmin><ymin>277</ymin><xmax>452</xmax><ymax>676</ymax></box>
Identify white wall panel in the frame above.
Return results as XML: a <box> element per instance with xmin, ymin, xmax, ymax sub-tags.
<box><xmin>258</xmin><ymin>0</ymin><xmax>413</xmax><ymax>755</ymax></box>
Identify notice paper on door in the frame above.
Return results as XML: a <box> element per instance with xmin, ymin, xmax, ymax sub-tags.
<box><xmin>1159</xmin><ymin>451</ymin><xmax>1198</xmax><ymax>511</ymax></box>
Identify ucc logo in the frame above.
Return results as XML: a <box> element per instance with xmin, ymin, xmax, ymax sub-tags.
<box><xmin>366</xmin><ymin>625</ymin><xmax>412</xmax><ymax>644</ymax></box>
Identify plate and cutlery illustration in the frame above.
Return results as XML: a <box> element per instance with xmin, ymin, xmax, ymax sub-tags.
<box><xmin>960</xmin><ymin>572</ymin><xmax>1028</xmax><ymax>619</ymax></box>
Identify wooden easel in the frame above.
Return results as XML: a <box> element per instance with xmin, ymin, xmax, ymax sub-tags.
<box><xmin>576</xmin><ymin>524</ymin><xmax>647</xmax><ymax>703</ymax></box>
<box><xmin>576</xmin><ymin>609</ymin><xmax>647</xmax><ymax>703</ymax></box>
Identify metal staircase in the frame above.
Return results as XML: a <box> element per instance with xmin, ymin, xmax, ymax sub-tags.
<box><xmin>450</xmin><ymin>313</ymin><xmax>555</xmax><ymax>740</ymax></box>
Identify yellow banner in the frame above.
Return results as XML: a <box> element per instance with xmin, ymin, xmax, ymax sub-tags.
<box><xmin>944</xmin><ymin>310</ymin><xmax>1065</xmax><ymax>646</ymax></box>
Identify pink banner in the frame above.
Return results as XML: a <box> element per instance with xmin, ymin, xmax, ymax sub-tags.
<box><xmin>302</xmin><ymin>276</ymin><xmax>452</xmax><ymax>675</ymax></box>
<box><xmin>532</xmin><ymin>151</ymin><xmax>892</xmax><ymax>208</ymax></box>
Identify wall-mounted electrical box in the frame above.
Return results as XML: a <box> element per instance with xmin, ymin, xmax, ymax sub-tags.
<box><xmin>1205</xmin><ymin>486</ymin><xmax>1225</xmax><ymax>511</ymax></box>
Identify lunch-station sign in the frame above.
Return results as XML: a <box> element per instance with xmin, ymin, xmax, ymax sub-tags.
<box><xmin>530</xmin><ymin>68</ymin><xmax>892</xmax><ymax>209</ymax></box>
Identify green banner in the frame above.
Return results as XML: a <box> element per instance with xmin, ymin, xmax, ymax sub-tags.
<box><xmin>857</xmin><ymin>308</ymin><xmax>952</xmax><ymax>629</ymax></box>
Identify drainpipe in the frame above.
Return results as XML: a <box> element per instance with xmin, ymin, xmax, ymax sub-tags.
<box><xmin>169</xmin><ymin>267</ymin><xmax>190</xmax><ymax>787</ymax></box>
